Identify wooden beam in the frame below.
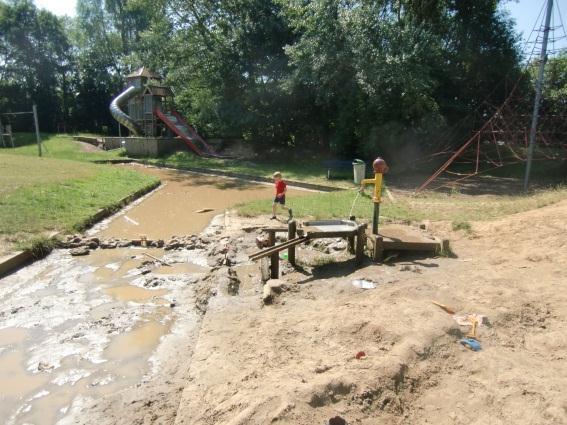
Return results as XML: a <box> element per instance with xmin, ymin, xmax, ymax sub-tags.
<box><xmin>268</xmin><ymin>230</ymin><xmax>278</xmax><ymax>278</ymax></box>
<box><xmin>288</xmin><ymin>220</ymin><xmax>297</xmax><ymax>265</ymax></box>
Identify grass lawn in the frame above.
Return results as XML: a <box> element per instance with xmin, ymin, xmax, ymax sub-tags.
<box><xmin>148</xmin><ymin>151</ymin><xmax>356</xmax><ymax>189</ymax></box>
<box><xmin>236</xmin><ymin>185</ymin><xmax>567</xmax><ymax>224</ymax></box>
<box><xmin>8</xmin><ymin>134</ymin><xmax>359</xmax><ymax>188</ymax></box>
<box><xmin>7</xmin><ymin>133</ymin><xmax>125</xmax><ymax>162</ymax></box>
<box><xmin>0</xmin><ymin>153</ymin><xmax>158</xmax><ymax>255</ymax></box>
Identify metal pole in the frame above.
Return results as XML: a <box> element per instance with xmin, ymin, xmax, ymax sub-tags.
<box><xmin>524</xmin><ymin>0</ymin><xmax>553</xmax><ymax>192</ymax></box>
<box><xmin>373</xmin><ymin>203</ymin><xmax>380</xmax><ymax>234</ymax></box>
<box><xmin>33</xmin><ymin>104</ymin><xmax>42</xmax><ymax>157</ymax></box>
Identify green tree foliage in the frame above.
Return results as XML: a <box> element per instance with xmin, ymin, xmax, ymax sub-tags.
<box><xmin>0</xmin><ymin>0</ymin><xmax>71</xmax><ymax>131</ymax></box>
<box><xmin>542</xmin><ymin>53</ymin><xmax>567</xmax><ymax>116</ymax></box>
<box><xmin>1</xmin><ymin>0</ymin><xmax>528</xmax><ymax>159</ymax></box>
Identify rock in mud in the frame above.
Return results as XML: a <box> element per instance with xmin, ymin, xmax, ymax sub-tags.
<box><xmin>164</xmin><ymin>239</ymin><xmax>181</xmax><ymax>250</ymax></box>
<box><xmin>100</xmin><ymin>239</ymin><xmax>117</xmax><ymax>249</ymax></box>
<box><xmin>262</xmin><ymin>279</ymin><xmax>286</xmax><ymax>304</ymax></box>
<box><xmin>70</xmin><ymin>246</ymin><xmax>90</xmax><ymax>256</ymax></box>
<box><xmin>138</xmin><ymin>266</ymin><xmax>152</xmax><ymax>275</ymax></box>
<box><xmin>37</xmin><ymin>361</ymin><xmax>54</xmax><ymax>372</ymax></box>
<box><xmin>143</xmin><ymin>277</ymin><xmax>164</xmax><ymax>288</ymax></box>
<box><xmin>213</xmin><ymin>267</ymin><xmax>240</xmax><ymax>295</ymax></box>
<box><xmin>329</xmin><ymin>239</ymin><xmax>348</xmax><ymax>251</ymax></box>
<box><xmin>87</xmin><ymin>240</ymin><xmax>99</xmax><ymax>249</ymax></box>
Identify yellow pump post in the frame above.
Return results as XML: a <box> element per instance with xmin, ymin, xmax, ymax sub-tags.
<box><xmin>360</xmin><ymin>157</ymin><xmax>389</xmax><ymax>234</ymax></box>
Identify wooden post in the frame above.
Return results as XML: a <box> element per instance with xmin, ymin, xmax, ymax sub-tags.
<box><xmin>371</xmin><ymin>235</ymin><xmax>384</xmax><ymax>262</ymax></box>
<box><xmin>287</xmin><ymin>220</ymin><xmax>296</xmax><ymax>266</ymax></box>
<box><xmin>268</xmin><ymin>230</ymin><xmax>279</xmax><ymax>279</ymax></box>
<box><xmin>348</xmin><ymin>235</ymin><xmax>355</xmax><ymax>254</ymax></box>
<box><xmin>33</xmin><ymin>104</ymin><xmax>42</xmax><ymax>157</ymax></box>
<box><xmin>355</xmin><ymin>224</ymin><xmax>366</xmax><ymax>265</ymax></box>
<box><xmin>348</xmin><ymin>216</ymin><xmax>356</xmax><ymax>253</ymax></box>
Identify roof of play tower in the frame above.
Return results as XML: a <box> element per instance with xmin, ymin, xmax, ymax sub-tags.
<box><xmin>126</xmin><ymin>67</ymin><xmax>162</xmax><ymax>80</ymax></box>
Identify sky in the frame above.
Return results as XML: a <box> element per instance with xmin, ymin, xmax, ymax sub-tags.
<box><xmin>32</xmin><ymin>0</ymin><xmax>566</xmax><ymax>54</ymax></box>
<box><xmin>34</xmin><ymin>0</ymin><xmax>76</xmax><ymax>17</ymax></box>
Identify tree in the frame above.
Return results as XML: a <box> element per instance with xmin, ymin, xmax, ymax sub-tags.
<box><xmin>0</xmin><ymin>0</ymin><xmax>71</xmax><ymax>131</ymax></box>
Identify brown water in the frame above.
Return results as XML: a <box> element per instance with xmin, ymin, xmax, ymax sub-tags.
<box><xmin>105</xmin><ymin>286</ymin><xmax>169</xmax><ymax>302</ymax></box>
<box><xmin>0</xmin><ymin>165</ymin><xmax>292</xmax><ymax>424</ymax></box>
<box><xmin>105</xmin><ymin>322</ymin><xmax>169</xmax><ymax>362</ymax></box>
<box><xmin>98</xmin><ymin>165</ymin><xmax>306</xmax><ymax>239</ymax></box>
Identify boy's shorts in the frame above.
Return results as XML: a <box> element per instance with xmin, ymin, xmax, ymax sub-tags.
<box><xmin>273</xmin><ymin>195</ymin><xmax>286</xmax><ymax>205</ymax></box>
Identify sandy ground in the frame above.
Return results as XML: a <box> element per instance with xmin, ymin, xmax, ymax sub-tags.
<box><xmin>2</xmin><ymin>164</ymin><xmax>566</xmax><ymax>424</ymax></box>
<box><xmin>68</xmin><ymin>199</ymin><xmax>567</xmax><ymax>425</ymax></box>
<box><xmin>171</xmin><ymin>201</ymin><xmax>565</xmax><ymax>425</ymax></box>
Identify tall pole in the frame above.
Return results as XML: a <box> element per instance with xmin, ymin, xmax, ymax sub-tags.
<box><xmin>524</xmin><ymin>0</ymin><xmax>553</xmax><ymax>191</ymax></box>
<box><xmin>33</xmin><ymin>104</ymin><xmax>42</xmax><ymax>157</ymax></box>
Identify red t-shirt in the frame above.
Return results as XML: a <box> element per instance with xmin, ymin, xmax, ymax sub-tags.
<box><xmin>275</xmin><ymin>180</ymin><xmax>286</xmax><ymax>196</ymax></box>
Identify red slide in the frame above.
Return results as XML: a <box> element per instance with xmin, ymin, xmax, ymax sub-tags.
<box><xmin>155</xmin><ymin>109</ymin><xmax>225</xmax><ymax>157</ymax></box>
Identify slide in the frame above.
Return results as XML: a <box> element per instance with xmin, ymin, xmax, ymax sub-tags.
<box><xmin>109</xmin><ymin>86</ymin><xmax>143</xmax><ymax>136</ymax></box>
<box><xmin>155</xmin><ymin>108</ymin><xmax>225</xmax><ymax>157</ymax></box>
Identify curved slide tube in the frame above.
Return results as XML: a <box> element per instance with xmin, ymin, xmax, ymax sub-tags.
<box><xmin>109</xmin><ymin>86</ymin><xmax>143</xmax><ymax>136</ymax></box>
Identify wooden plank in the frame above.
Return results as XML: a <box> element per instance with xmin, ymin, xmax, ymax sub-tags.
<box><xmin>304</xmin><ymin>230</ymin><xmax>358</xmax><ymax>239</ymax></box>
<box><xmin>249</xmin><ymin>237</ymin><xmax>307</xmax><ymax>261</ymax></box>
<box><xmin>381</xmin><ymin>240</ymin><xmax>439</xmax><ymax>252</ymax></box>
<box><xmin>261</xmin><ymin>227</ymin><xmax>289</xmax><ymax>233</ymax></box>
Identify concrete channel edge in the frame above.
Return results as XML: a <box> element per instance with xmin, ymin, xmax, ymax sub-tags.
<box><xmin>93</xmin><ymin>159</ymin><xmax>343</xmax><ymax>192</ymax></box>
<box><xmin>0</xmin><ymin>180</ymin><xmax>162</xmax><ymax>279</ymax></box>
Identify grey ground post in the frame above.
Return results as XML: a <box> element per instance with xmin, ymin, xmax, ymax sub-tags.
<box><xmin>33</xmin><ymin>104</ymin><xmax>42</xmax><ymax>157</ymax></box>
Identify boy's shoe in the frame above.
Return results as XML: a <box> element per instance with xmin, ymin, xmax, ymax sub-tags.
<box><xmin>270</xmin><ymin>216</ymin><xmax>277</xmax><ymax>220</ymax></box>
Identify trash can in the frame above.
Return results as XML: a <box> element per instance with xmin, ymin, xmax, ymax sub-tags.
<box><xmin>352</xmin><ymin>159</ymin><xmax>366</xmax><ymax>184</ymax></box>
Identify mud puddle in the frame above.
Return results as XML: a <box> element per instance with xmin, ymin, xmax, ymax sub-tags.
<box><xmin>92</xmin><ymin>164</ymin><xmax>308</xmax><ymax>240</ymax></box>
<box><xmin>0</xmin><ymin>246</ymin><xmax>207</xmax><ymax>425</ymax></box>
<box><xmin>0</xmin><ymin>165</ymin><xmax>293</xmax><ymax>424</ymax></box>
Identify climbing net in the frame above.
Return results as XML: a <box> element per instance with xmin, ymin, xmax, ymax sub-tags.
<box><xmin>416</xmin><ymin>0</ymin><xmax>567</xmax><ymax>192</ymax></box>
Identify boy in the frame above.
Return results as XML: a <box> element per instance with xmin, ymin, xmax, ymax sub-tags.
<box><xmin>271</xmin><ymin>171</ymin><xmax>293</xmax><ymax>220</ymax></box>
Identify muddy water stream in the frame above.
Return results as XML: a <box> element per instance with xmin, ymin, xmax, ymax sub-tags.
<box><xmin>0</xmin><ymin>165</ymin><xmax>307</xmax><ymax>424</ymax></box>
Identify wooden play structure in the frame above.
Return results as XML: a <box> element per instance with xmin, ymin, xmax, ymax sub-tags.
<box><xmin>249</xmin><ymin>157</ymin><xmax>445</xmax><ymax>278</ymax></box>
<box><xmin>249</xmin><ymin>219</ymin><xmax>367</xmax><ymax>279</ymax></box>
<box><xmin>109</xmin><ymin>67</ymin><xmax>225</xmax><ymax>157</ymax></box>
<box><xmin>1</xmin><ymin>105</ymin><xmax>42</xmax><ymax>155</ymax></box>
